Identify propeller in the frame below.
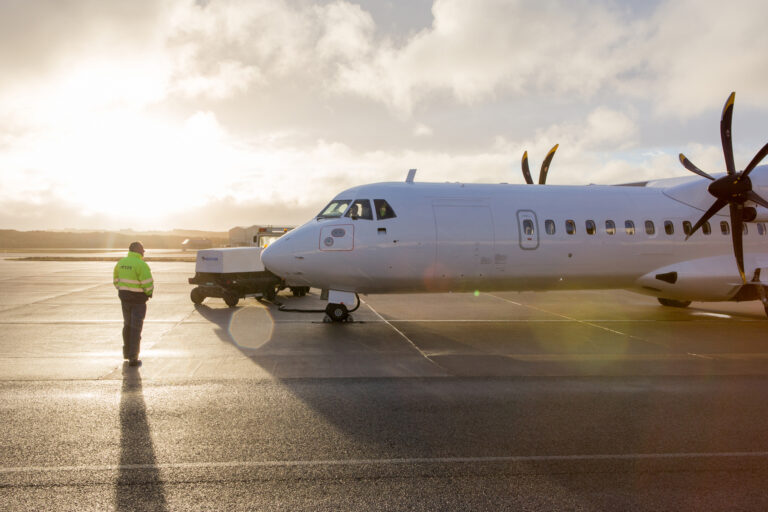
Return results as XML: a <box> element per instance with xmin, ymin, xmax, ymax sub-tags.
<box><xmin>678</xmin><ymin>92</ymin><xmax>768</xmax><ymax>283</ymax></box>
<box><xmin>521</xmin><ymin>144</ymin><xmax>559</xmax><ymax>184</ymax></box>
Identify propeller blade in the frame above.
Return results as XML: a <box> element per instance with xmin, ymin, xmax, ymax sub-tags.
<box><xmin>521</xmin><ymin>151</ymin><xmax>533</xmax><ymax>184</ymax></box>
<box><xmin>746</xmin><ymin>190</ymin><xmax>768</xmax><ymax>209</ymax></box>
<box><xmin>720</xmin><ymin>92</ymin><xmax>736</xmax><ymax>175</ymax></box>
<box><xmin>730</xmin><ymin>203</ymin><xmax>747</xmax><ymax>284</ymax></box>
<box><xmin>741</xmin><ymin>141</ymin><xmax>768</xmax><ymax>179</ymax></box>
<box><xmin>679</xmin><ymin>153</ymin><xmax>715</xmax><ymax>180</ymax></box>
<box><xmin>538</xmin><ymin>144</ymin><xmax>559</xmax><ymax>185</ymax></box>
<box><xmin>686</xmin><ymin>198</ymin><xmax>728</xmax><ymax>240</ymax></box>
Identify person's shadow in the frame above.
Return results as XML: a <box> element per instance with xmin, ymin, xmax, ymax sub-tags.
<box><xmin>116</xmin><ymin>364</ymin><xmax>168</xmax><ymax>511</ymax></box>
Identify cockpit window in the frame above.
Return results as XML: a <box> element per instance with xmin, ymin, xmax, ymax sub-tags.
<box><xmin>317</xmin><ymin>199</ymin><xmax>351</xmax><ymax>219</ymax></box>
<box><xmin>344</xmin><ymin>199</ymin><xmax>373</xmax><ymax>220</ymax></box>
<box><xmin>374</xmin><ymin>199</ymin><xmax>396</xmax><ymax>220</ymax></box>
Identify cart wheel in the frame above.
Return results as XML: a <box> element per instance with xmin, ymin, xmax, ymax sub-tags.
<box><xmin>190</xmin><ymin>287</ymin><xmax>205</xmax><ymax>305</ymax></box>
<box><xmin>263</xmin><ymin>287</ymin><xmax>276</xmax><ymax>301</ymax></box>
<box><xmin>223</xmin><ymin>290</ymin><xmax>239</xmax><ymax>307</ymax></box>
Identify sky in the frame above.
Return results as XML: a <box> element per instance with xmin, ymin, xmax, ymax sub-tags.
<box><xmin>1</xmin><ymin>0</ymin><xmax>767</xmax><ymax>231</ymax></box>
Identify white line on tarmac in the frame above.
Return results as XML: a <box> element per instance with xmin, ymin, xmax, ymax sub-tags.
<box><xmin>3</xmin><ymin>451</ymin><xmax>768</xmax><ymax>474</ymax></box>
<box><xmin>360</xmin><ymin>298</ymin><xmax>450</xmax><ymax>375</ymax></box>
<box><xmin>352</xmin><ymin>318</ymin><xmax>755</xmax><ymax>323</ymax></box>
<box><xmin>487</xmin><ymin>293</ymin><xmax>672</xmax><ymax>349</ymax></box>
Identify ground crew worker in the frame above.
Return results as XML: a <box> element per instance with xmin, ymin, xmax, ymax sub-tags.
<box><xmin>113</xmin><ymin>241</ymin><xmax>153</xmax><ymax>367</ymax></box>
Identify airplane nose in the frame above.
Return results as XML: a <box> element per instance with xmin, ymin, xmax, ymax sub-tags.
<box><xmin>261</xmin><ymin>238</ymin><xmax>288</xmax><ymax>276</ymax></box>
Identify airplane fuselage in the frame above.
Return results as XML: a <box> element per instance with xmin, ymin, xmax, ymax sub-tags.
<box><xmin>262</xmin><ymin>168</ymin><xmax>768</xmax><ymax>303</ymax></box>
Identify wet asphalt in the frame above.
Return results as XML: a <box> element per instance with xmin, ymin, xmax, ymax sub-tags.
<box><xmin>1</xmin><ymin>254</ymin><xmax>768</xmax><ymax>510</ymax></box>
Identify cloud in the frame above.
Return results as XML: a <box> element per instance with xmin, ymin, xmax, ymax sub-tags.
<box><xmin>174</xmin><ymin>60</ymin><xmax>264</xmax><ymax>99</ymax></box>
<box><xmin>639</xmin><ymin>0</ymin><xmax>768</xmax><ymax>117</ymax></box>
<box><xmin>413</xmin><ymin>123</ymin><xmax>433</xmax><ymax>137</ymax></box>
<box><xmin>327</xmin><ymin>0</ymin><xmax>768</xmax><ymax>119</ymax></box>
<box><xmin>1</xmin><ymin>0</ymin><xmax>767</xmax><ymax>232</ymax></box>
<box><xmin>333</xmin><ymin>0</ymin><xmax>638</xmax><ymax>113</ymax></box>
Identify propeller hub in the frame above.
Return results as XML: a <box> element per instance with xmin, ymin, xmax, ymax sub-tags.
<box><xmin>707</xmin><ymin>174</ymin><xmax>752</xmax><ymax>202</ymax></box>
<box><xmin>678</xmin><ymin>92</ymin><xmax>768</xmax><ymax>285</ymax></box>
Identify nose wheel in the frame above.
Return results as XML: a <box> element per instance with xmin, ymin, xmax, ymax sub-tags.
<box><xmin>324</xmin><ymin>303</ymin><xmax>352</xmax><ymax>323</ymax></box>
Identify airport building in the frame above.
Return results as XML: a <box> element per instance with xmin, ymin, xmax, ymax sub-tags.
<box><xmin>228</xmin><ymin>225</ymin><xmax>293</xmax><ymax>247</ymax></box>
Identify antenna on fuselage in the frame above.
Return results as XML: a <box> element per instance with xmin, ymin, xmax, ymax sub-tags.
<box><xmin>406</xmin><ymin>168</ymin><xmax>417</xmax><ymax>183</ymax></box>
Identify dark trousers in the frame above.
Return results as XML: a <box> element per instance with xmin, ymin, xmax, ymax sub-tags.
<box><xmin>121</xmin><ymin>301</ymin><xmax>147</xmax><ymax>360</ymax></box>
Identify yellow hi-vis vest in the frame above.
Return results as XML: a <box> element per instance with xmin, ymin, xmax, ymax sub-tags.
<box><xmin>113</xmin><ymin>251</ymin><xmax>154</xmax><ymax>297</ymax></box>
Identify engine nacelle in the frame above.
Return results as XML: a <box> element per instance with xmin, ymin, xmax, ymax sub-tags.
<box><xmin>635</xmin><ymin>255</ymin><xmax>755</xmax><ymax>302</ymax></box>
<box><xmin>751</xmin><ymin>206</ymin><xmax>768</xmax><ymax>222</ymax></box>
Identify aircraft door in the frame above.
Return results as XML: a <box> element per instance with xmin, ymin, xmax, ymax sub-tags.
<box><xmin>516</xmin><ymin>210</ymin><xmax>539</xmax><ymax>250</ymax></box>
<box><xmin>433</xmin><ymin>204</ymin><xmax>495</xmax><ymax>283</ymax></box>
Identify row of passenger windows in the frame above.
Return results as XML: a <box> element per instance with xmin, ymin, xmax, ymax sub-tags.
<box><xmin>524</xmin><ymin>219</ymin><xmax>768</xmax><ymax>236</ymax></box>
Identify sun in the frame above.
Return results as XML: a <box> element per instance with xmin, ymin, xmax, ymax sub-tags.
<box><xmin>5</xmin><ymin>60</ymin><xmax>249</xmax><ymax>228</ymax></box>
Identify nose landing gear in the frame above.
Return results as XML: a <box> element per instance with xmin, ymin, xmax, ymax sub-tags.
<box><xmin>323</xmin><ymin>290</ymin><xmax>360</xmax><ymax>323</ymax></box>
<box><xmin>324</xmin><ymin>303</ymin><xmax>352</xmax><ymax>323</ymax></box>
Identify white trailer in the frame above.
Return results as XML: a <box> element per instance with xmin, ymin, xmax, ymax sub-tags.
<box><xmin>188</xmin><ymin>227</ymin><xmax>307</xmax><ymax>307</ymax></box>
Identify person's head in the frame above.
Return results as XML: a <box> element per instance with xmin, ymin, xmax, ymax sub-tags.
<box><xmin>129</xmin><ymin>241</ymin><xmax>145</xmax><ymax>256</ymax></box>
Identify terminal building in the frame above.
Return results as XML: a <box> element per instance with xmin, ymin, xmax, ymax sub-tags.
<box><xmin>228</xmin><ymin>225</ymin><xmax>293</xmax><ymax>248</ymax></box>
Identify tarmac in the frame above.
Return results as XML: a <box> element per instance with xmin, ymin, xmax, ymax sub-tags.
<box><xmin>2</xmin><ymin>251</ymin><xmax>768</xmax><ymax>510</ymax></box>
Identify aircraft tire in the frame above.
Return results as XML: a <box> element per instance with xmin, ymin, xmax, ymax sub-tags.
<box><xmin>657</xmin><ymin>298</ymin><xmax>692</xmax><ymax>308</ymax></box>
<box><xmin>325</xmin><ymin>303</ymin><xmax>349</xmax><ymax>322</ymax></box>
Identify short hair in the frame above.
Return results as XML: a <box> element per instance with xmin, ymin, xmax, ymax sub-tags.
<box><xmin>129</xmin><ymin>241</ymin><xmax>144</xmax><ymax>253</ymax></box>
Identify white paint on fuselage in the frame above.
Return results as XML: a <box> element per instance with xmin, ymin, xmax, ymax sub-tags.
<box><xmin>262</xmin><ymin>167</ymin><xmax>768</xmax><ymax>302</ymax></box>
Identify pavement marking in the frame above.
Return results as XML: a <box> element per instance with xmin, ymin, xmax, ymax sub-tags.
<box><xmin>687</xmin><ymin>352</ymin><xmax>715</xmax><ymax>360</ymax></box>
<box><xmin>360</xmin><ymin>298</ymin><xmax>450</xmax><ymax>375</ymax></box>
<box><xmin>3</xmin><ymin>451</ymin><xmax>768</xmax><ymax>474</ymax></box>
<box><xmin>487</xmin><ymin>293</ymin><xmax>672</xmax><ymax>350</ymax></box>
<box><xmin>0</xmin><ymin>283</ymin><xmax>107</xmax><ymax>313</ymax></box>
<box><xmin>319</xmin><ymin>318</ymin><xmax>757</xmax><ymax>323</ymax></box>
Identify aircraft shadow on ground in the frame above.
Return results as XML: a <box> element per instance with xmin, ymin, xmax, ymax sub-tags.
<box><xmin>187</xmin><ymin>292</ymin><xmax>671</xmax><ymax>462</ymax></box>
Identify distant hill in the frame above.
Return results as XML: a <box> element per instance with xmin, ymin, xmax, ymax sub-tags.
<box><xmin>0</xmin><ymin>229</ymin><xmax>229</xmax><ymax>249</ymax></box>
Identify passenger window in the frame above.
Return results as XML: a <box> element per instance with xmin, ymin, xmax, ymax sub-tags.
<box><xmin>565</xmin><ymin>220</ymin><xmax>576</xmax><ymax>235</ymax></box>
<box><xmin>721</xmin><ymin>221</ymin><xmax>730</xmax><ymax>235</ymax></box>
<box><xmin>702</xmin><ymin>222</ymin><xmax>711</xmax><ymax>235</ymax></box>
<box><xmin>344</xmin><ymin>199</ymin><xmax>373</xmax><ymax>220</ymax></box>
<box><xmin>522</xmin><ymin>219</ymin><xmax>535</xmax><ymax>235</ymax></box>
<box><xmin>605</xmin><ymin>220</ymin><xmax>616</xmax><ymax>235</ymax></box>
<box><xmin>585</xmin><ymin>220</ymin><xmax>596</xmax><ymax>235</ymax></box>
<box><xmin>625</xmin><ymin>220</ymin><xmax>635</xmax><ymax>235</ymax></box>
<box><xmin>758</xmin><ymin>223</ymin><xmax>766</xmax><ymax>236</ymax></box>
<box><xmin>545</xmin><ymin>219</ymin><xmax>556</xmax><ymax>235</ymax></box>
<box><xmin>374</xmin><ymin>199</ymin><xmax>397</xmax><ymax>220</ymax></box>
<box><xmin>645</xmin><ymin>220</ymin><xmax>655</xmax><ymax>235</ymax></box>
<box><xmin>683</xmin><ymin>221</ymin><xmax>692</xmax><ymax>236</ymax></box>
<box><xmin>318</xmin><ymin>199</ymin><xmax>351</xmax><ymax>219</ymax></box>
<box><xmin>664</xmin><ymin>220</ymin><xmax>674</xmax><ymax>235</ymax></box>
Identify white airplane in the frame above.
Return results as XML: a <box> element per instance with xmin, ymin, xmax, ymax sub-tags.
<box><xmin>262</xmin><ymin>93</ymin><xmax>768</xmax><ymax>322</ymax></box>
